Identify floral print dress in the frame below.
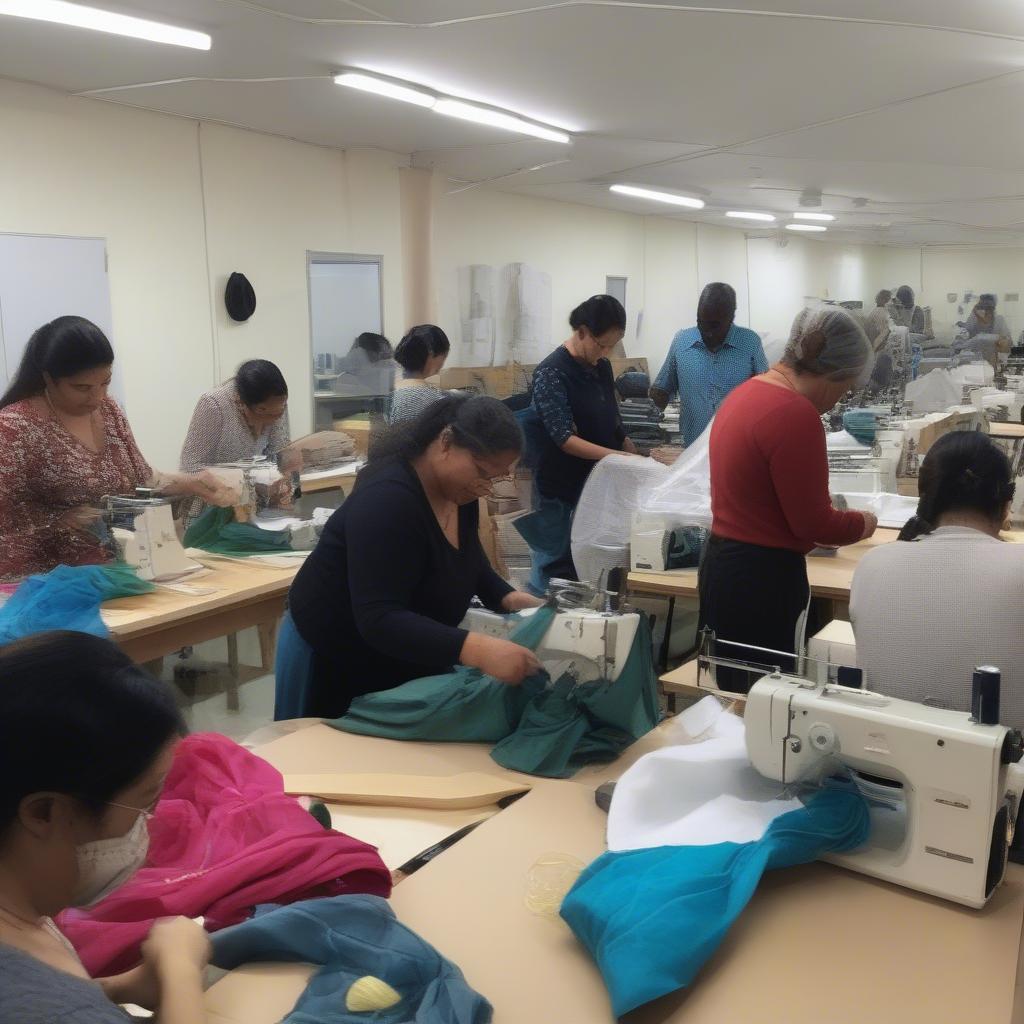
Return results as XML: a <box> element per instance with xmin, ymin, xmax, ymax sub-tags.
<box><xmin>0</xmin><ymin>398</ymin><xmax>152</xmax><ymax>581</ymax></box>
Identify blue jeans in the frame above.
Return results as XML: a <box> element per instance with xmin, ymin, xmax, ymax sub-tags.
<box><xmin>515</xmin><ymin>494</ymin><xmax>576</xmax><ymax>597</ymax></box>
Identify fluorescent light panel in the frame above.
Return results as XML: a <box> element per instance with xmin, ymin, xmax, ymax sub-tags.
<box><xmin>434</xmin><ymin>98</ymin><xmax>570</xmax><ymax>144</ymax></box>
<box><xmin>786</xmin><ymin>223</ymin><xmax>827</xmax><ymax>232</ymax></box>
<box><xmin>333</xmin><ymin>72</ymin><xmax>435</xmax><ymax>108</ymax></box>
<box><xmin>0</xmin><ymin>0</ymin><xmax>211</xmax><ymax>49</ymax></box>
<box><xmin>335</xmin><ymin>70</ymin><xmax>570</xmax><ymax>143</ymax></box>
<box><xmin>793</xmin><ymin>212</ymin><xmax>835</xmax><ymax>222</ymax></box>
<box><xmin>609</xmin><ymin>185</ymin><xmax>705</xmax><ymax>209</ymax></box>
<box><xmin>726</xmin><ymin>211</ymin><xmax>776</xmax><ymax>222</ymax></box>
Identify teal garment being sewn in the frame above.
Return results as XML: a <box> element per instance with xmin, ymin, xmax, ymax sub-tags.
<box><xmin>559</xmin><ymin>788</ymin><xmax>871</xmax><ymax>1017</ymax></box>
<box><xmin>184</xmin><ymin>506</ymin><xmax>294</xmax><ymax>557</ymax></box>
<box><xmin>330</xmin><ymin>608</ymin><xmax>661</xmax><ymax>779</ymax></box>
<box><xmin>0</xmin><ymin>563</ymin><xmax>154</xmax><ymax>644</ymax></box>
<box><xmin>332</xmin><ymin>606</ymin><xmax>555</xmax><ymax>745</ymax></box>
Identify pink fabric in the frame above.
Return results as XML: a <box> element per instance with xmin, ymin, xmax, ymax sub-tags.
<box><xmin>58</xmin><ymin>733</ymin><xmax>391</xmax><ymax>976</ymax></box>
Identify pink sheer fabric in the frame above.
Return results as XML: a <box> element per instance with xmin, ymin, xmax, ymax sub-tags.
<box><xmin>58</xmin><ymin>733</ymin><xmax>391</xmax><ymax>976</ymax></box>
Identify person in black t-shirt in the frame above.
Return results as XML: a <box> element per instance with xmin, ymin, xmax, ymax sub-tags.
<box><xmin>519</xmin><ymin>295</ymin><xmax>637</xmax><ymax>596</ymax></box>
<box><xmin>279</xmin><ymin>395</ymin><xmax>544</xmax><ymax>719</ymax></box>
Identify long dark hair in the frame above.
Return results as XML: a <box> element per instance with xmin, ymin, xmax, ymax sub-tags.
<box><xmin>395</xmin><ymin>325</ymin><xmax>451</xmax><ymax>374</ymax></box>
<box><xmin>369</xmin><ymin>394</ymin><xmax>522</xmax><ymax>468</ymax></box>
<box><xmin>0</xmin><ymin>631</ymin><xmax>185</xmax><ymax>829</ymax></box>
<box><xmin>899</xmin><ymin>432</ymin><xmax>1015</xmax><ymax>541</ymax></box>
<box><xmin>0</xmin><ymin>316</ymin><xmax>114</xmax><ymax>410</ymax></box>
<box><xmin>235</xmin><ymin>359</ymin><xmax>288</xmax><ymax>407</ymax></box>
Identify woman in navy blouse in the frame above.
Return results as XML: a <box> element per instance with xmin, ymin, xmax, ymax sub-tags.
<box><xmin>518</xmin><ymin>295</ymin><xmax>636</xmax><ymax>595</ymax></box>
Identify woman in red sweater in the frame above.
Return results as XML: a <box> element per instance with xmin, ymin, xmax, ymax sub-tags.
<box><xmin>701</xmin><ymin>307</ymin><xmax>878</xmax><ymax>692</ymax></box>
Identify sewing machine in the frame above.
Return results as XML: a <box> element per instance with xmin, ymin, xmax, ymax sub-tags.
<box><xmin>462</xmin><ymin>605</ymin><xmax>641</xmax><ymax>683</ymax></box>
<box><xmin>744</xmin><ymin>668</ymin><xmax>1024</xmax><ymax>909</ymax></box>
<box><xmin>106</xmin><ymin>495</ymin><xmax>201</xmax><ymax>582</ymax></box>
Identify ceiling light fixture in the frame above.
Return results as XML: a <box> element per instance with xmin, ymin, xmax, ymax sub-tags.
<box><xmin>609</xmin><ymin>185</ymin><xmax>705</xmax><ymax>209</ymax></box>
<box><xmin>793</xmin><ymin>212</ymin><xmax>835</xmax><ymax>222</ymax></box>
<box><xmin>433</xmin><ymin>98</ymin><xmax>570</xmax><ymax>144</ymax></box>
<box><xmin>0</xmin><ymin>0</ymin><xmax>211</xmax><ymax>49</ymax></box>
<box><xmin>726</xmin><ymin>211</ymin><xmax>776</xmax><ymax>222</ymax></box>
<box><xmin>785</xmin><ymin>223</ymin><xmax>827</xmax><ymax>232</ymax></box>
<box><xmin>334</xmin><ymin>71</ymin><xmax>436</xmax><ymax>108</ymax></box>
<box><xmin>335</xmin><ymin>69</ymin><xmax>571</xmax><ymax>144</ymax></box>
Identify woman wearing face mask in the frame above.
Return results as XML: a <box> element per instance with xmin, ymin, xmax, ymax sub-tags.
<box><xmin>179</xmin><ymin>359</ymin><xmax>296</xmax><ymax>526</ymax></box>
<box><xmin>700</xmin><ymin>308</ymin><xmax>878</xmax><ymax>692</ymax></box>
<box><xmin>519</xmin><ymin>295</ymin><xmax>636</xmax><ymax>596</ymax></box>
<box><xmin>0</xmin><ymin>630</ymin><xmax>210</xmax><ymax>1024</ymax></box>
<box><xmin>0</xmin><ymin>316</ymin><xmax>237</xmax><ymax>582</ymax></box>
<box><xmin>276</xmin><ymin>394</ymin><xmax>544</xmax><ymax>720</ymax></box>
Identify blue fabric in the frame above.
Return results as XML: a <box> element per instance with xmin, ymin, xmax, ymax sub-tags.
<box><xmin>274</xmin><ymin>611</ymin><xmax>317</xmax><ymax>720</ymax></box>
<box><xmin>514</xmin><ymin>405</ymin><xmax>549</xmax><ymax>473</ymax></box>
<box><xmin>514</xmin><ymin>495</ymin><xmax>575</xmax><ymax>597</ymax></box>
<box><xmin>560</xmin><ymin>789</ymin><xmax>870</xmax><ymax>1017</ymax></box>
<box><xmin>653</xmin><ymin>325</ymin><xmax>768</xmax><ymax>445</ymax></box>
<box><xmin>209</xmin><ymin>895</ymin><xmax>492</xmax><ymax>1024</ymax></box>
<box><xmin>0</xmin><ymin>563</ymin><xmax>154</xmax><ymax>644</ymax></box>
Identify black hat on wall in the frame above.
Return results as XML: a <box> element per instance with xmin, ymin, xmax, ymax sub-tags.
<box><xmin>225</xmin><ymin>272</ymin><xmax>256</xmax><ymax>322</ymax></box>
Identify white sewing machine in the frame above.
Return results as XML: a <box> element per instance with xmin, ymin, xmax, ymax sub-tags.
<box><xmin>107</xmin><ymin>496</ymin><xmax>201</xmax><ymax>582</ymax></box>
<box><xmin>462</xmin><ymin>606</ymin><xmax>640</xmax><ymax>683</ymax></box>
<box><xmin>744</xmin><ymin>669</ymin><xmax>1024</xmax><ymax>908</ymax></box>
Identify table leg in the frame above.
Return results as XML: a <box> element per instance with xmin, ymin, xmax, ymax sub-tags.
<box><xmin>658</xmin><ymin>596</ymin><xmax>675</xmax><ymax>674</ymax></box>
<box><xmin>142</xmin><ymin>657</ymin><xmax>164</xmax><ymax>679</ymax></box>
<box><xmin>257</xmin><ymin>619</ymin><xmax>278</xmax><ymax>672</ymax></box>
<box><xmin>226</xmin><ymin>634</ymin><xmax>240</xmax><ymax>712</ymax></box>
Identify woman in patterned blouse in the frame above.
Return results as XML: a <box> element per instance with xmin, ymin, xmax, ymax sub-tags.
<box><xmin>0</xmin><ymin>316</ymin><xmax>236</xmax><ymax>582</ymax></box>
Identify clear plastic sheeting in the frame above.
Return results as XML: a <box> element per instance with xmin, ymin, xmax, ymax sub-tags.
<box><xmin>905</xmin><ymin>369</ymin><xmax>961</xmax><ymax>413</ymax></box>
<box><xmin>639</xmin><ymin>424</ymin><xmax>715</xmax><ymax>527</ymax></box>
<box><xmin>570</xmin><ymin>453</ymin><xmax>668</xmax><ymax>586</ymax></box>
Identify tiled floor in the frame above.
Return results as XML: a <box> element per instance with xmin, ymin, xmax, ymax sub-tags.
<box><xmin>155</xmin><ymin>627</ymin><xmax>277</xmax><ymax>742</ymax></box>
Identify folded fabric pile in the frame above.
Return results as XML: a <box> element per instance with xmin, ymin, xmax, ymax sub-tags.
<box><xmin>59</xmin><ymin>732</ymin><xmax>391</xmax><ymax>975</ymax></box>
<box><xmin>332</xmin><ymin>606</ymin><xmax>660</xmax><ymax>779</ymax></box>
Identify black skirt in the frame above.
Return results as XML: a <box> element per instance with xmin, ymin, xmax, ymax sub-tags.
<box><xmin>698</xmin><ymin>535</ymin><xmax>811</xmax><ymax>694</ymax></box>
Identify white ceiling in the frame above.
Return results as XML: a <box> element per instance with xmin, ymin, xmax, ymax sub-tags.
<box><xmin>4</xmin><ymin>0</ymin><xmax>1024</xmax><ymax>245</ymax></box>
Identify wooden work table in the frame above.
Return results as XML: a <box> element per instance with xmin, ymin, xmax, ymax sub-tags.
<box><xmin>628</xmin><ymin>527</ymin><xmax>901</xmax><ymax>605</ymax></box>
<box><xmin>102</xmin><ymin>555</ymin><xmax>300</xmax><ymax>664</ymax></box>
<box><xmin>204</xmin><ymin>722</ymin><xmax>1024</xmax><ymax>1024</ymax></box>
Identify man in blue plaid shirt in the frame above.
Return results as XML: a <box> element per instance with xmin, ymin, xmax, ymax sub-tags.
<box><xmin>650</xmin><ymin>282</ymin><xmax>767</xmax><ymax>446</ymax></box>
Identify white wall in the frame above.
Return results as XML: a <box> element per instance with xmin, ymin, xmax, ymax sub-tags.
<box><xmin>920</xmin><ymin>248</ymin><xmax>1024</xmax><ymax>338</ymax></box>
<box><xmin>0</xmin><ymin>78</ymin><xmax>406</xmax><ymax>468</ymax></box>
<box><xmin>0</xmin><ymin>79</ymin><xmax>213</xmax><ymax>468</ymax></box>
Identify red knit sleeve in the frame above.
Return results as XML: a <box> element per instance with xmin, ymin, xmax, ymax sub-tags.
<box><xmin>760</xmin><ymin>398</ymin><xmax>866</xmax><ymax>547</ymax></box>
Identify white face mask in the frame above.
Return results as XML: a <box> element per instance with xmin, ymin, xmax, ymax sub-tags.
<box><xmin>73</xmin><ymin>811</ymin><xmax>150</xmax><ymax>908</ymax></box>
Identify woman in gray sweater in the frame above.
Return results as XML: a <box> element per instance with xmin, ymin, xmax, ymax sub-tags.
<box><xmin>851</xmin><ymin>432</ymin><xmax>1023</xmax><ymax>725</ymax></box>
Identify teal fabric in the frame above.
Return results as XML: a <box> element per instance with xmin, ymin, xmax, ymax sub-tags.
<box><xmin>560</xmin><ymin>788</ymin><xmax>870</xmax><ymax>1017</ymax></box>
<box><xmin>331</xmin><ymin>609</ymin><xmax>661</xmax><ymax>779</ymax></box>
<box><xmin>209</xmin><ymin>895</ymin><xmax>491</xmax><ymax>1024</ymax></box>
<box><xmin>274</xmin><ymin>611</ymin><xmax>316</xmax><ymax>721</ymax></box>
<box><xmin>183</xmin><ymin>506</ymin><xmax>294</xmax><ymax>557</ymax></box>
<box><xmin>333</xmin><ymin>607</ymin><xmax>555</xmax><ymax>745</ymax></box>
<box><xmin>0</xmin><ymin>563</ymin><xmax>154</xmax><ymax>644</ymax></box>
<box><xmin>842</xmin><ymin>409</ymin><xmax>877</xmax><ymax>446</ymax></box>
